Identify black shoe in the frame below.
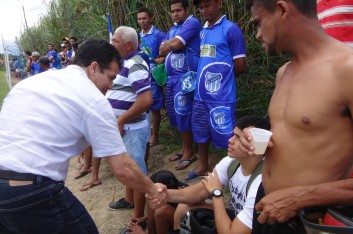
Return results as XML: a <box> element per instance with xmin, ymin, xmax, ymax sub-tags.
<box><xmin>108</xmin><ymin>198</ymin><xmax>134</xmax><ymax>210</ymax></box>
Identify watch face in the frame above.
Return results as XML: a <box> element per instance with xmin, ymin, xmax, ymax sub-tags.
<box><xmin>212</xmin><ymin>189</ymin><xmax>223</xmax><ymax>197</ymax></box>
<box><xmin>214</xmin><ymin>190</ymin><xmax>221</xmax><ymax>196</ymax></box>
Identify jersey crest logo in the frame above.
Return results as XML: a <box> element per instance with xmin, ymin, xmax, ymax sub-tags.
<box><xmin>213</xmin><ymin>112</ymin><xmax>225</xmax><ymax>125</ymax></box>
<box><xmin>205</xmin><ymin>72</ymin><xmax>222</xmax><ymax>92</ymax></box>
<box><xmin>178</xmin><ymin>95</ymin><xmax>187</xmax><ymax>107</ymax></box>
<box><xmin>171</xmin><ymin>53</ymin><xmax>185</xmax><ymax>69</ymax></box>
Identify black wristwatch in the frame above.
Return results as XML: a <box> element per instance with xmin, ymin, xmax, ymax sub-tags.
<box><xmin>210</xmin><ymin>189</ymin><xmax>223</xmax><ymax>198</ymax></box>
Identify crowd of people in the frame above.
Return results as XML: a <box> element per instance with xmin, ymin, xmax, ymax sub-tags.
<box><xmin>0</xmin><ymin>0</ymin><xmax>353</xmax><ymax>233</ymax></box>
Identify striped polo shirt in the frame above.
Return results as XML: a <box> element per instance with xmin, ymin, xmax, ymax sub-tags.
<box><xmin>106</xmin><ymin>51</ymin><xmax>151</xmax><ymax>128</ymax></box>
<box><xmin>317</xmin><ymin>0</ymin><xmax>353</xmax><ymax>47</ymax></box>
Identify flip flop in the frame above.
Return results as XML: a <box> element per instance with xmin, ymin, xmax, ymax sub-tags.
<box><xmin>184</xmin><ymin>171</ymin><xmax>205</xmax><ymax>182</ymax></box>
<box><xmin>79</xmin><ymin>181</ymin><xmax>102</xmax><ymax>191</ymax></box>
<box><xmin>169</xmin><ymin>153</ymin><xmax>183</xmax><ymax>162</ymax></box>
<box><xmin>74</xmin><ymin>168</ymin><xmax>92</xmax><ymax>179</ymax></box>
<box><xmin>175</xmin><ymin>156</ymin><xmax>197</xmax><ymax>170</ymax></box>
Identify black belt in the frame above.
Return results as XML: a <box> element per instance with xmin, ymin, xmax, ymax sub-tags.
<box><xmin>0</xmin><ymin>169</ymin><xmax>47</xmax><ymax>181</ymax></box>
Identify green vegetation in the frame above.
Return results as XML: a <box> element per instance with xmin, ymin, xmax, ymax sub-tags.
<box><xmin>0</xmin><ymin>70</ymin><xmax>10</xmax><ymax>108</ymax></box>
<box><xmin>17</xmin><ymin>0</ymin><xmax>290</xmax><ymax>155</ymax></box>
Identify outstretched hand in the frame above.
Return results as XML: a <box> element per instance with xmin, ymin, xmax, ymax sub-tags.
<box><xmin>145</xmin><ymin>183</ymin><xmax>168</xmax><ymax>210</ymax></box>
<box><xmin>256</xmin><ymin>186</ymin><xmax>302</xmax><ymax>224</ymax></box>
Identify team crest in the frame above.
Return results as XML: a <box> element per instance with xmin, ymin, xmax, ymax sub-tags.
<box><xmin>174</xmin><ymin>92</ymin><xmax>192</xmax><ymax>115</ymax></box>
<box><xmin>213</xmin><ymin>112</ymin><xmax>225</xmax><ymax>125</ymax></box>
<box><xmin>210</xmin><ymin>106</ymin><xmax>233</xmax><ymax>135</ymax></box>
<box><xmin>171</xmin><ymin>53</ymin><xmax>185</xmax><ymax>69</ymax></box>
<box><xmin>205</xmin><ymin>72</ymin><xmax>222</xmax><ymax>92</ymax></box>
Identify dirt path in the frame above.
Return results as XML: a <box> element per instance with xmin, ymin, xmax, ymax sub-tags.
<box><xmin>65</xmin><ymin>144</ymin><xmax>216</xmax><ymax>233</ymax></box>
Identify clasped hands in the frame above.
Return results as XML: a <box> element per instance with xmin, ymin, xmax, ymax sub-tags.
<box><xmin>145</xmin><ymin>183</ymin><xmax>169</xmax><ymax>210</ymax></box>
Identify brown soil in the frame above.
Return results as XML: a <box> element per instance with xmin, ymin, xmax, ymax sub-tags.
<box><xmin>65</xmin><ymin>144</ymin><xmax>220</xmax><ymax>233</ymax></box>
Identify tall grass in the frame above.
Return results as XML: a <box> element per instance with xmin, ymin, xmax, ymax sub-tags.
<box><xmin>0</xmin><ymin>70</ymin><xmax>10</xmax><ymax>108</ymax></box>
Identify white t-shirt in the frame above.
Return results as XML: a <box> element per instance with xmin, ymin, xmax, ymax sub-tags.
<box><xmin>0</xmin><ymin>65</ymin><xmax>126</xmax><ymax>181</ymax></box>
<box><xmin>215</xmin><ymin>156</ymin><xmax>262</xmax><ymax>229</ymax></box>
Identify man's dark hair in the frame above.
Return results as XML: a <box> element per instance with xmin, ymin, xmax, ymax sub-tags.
<box><xmin>48</xmin><ymin>43</ymin><xmax>55</xmax><ymax>47</ymax></box>
<box><xmin>72</xmin><ymin>39</ymin><xmax>122</xmax><ymax>71</ymax></box>
<box><xmin>137</xmin><ymin>7</ymin><xmax>153</xmax><ymax>17</ymax></box>
<box><xmin>236</xmin><ymin>116</ymin><xmax>271</xmax><ymax>131</ymax></box>
<box><xmin>70</xmin><ymin>36</ymin><xmax>78</xmax><ymax>42</ymax></box>
<box><xmin>170</xmin><ymin>0</ymin><xmax>189</xmax><ymax>8</ymax></box>
<box><xmin>72</xmin><ymin>42</ymin><xmax>79</xmax><ymax>51</ymax></box>
<box><xmin>246</xmin><ymin>0</ymin><xmax>317</xmax><ymax>18</ymax></box>
<box><xmin>25</xmin><ymin>51</ymin><xmax>32</xmax><ymax>56</ymax></box>
<box><xmin>150</xmin><ymin>170</ymin><xmax>179</xmax><ymax>189</ymax></box>
<box><xmin>39</xmin><ymin>56</ymin><xmax>50</xmax><ymax>67</ymax></box>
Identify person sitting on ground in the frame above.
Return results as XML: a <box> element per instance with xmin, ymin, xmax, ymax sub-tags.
<box><xmin>126</xmin><ymin>170</ymin><xmax>181</xmax><ymax>234</ymax></box>
<box><xmin>149</xmin><ymin>116</ymin><xmax>270</xmax><ymax>234</ymax></box>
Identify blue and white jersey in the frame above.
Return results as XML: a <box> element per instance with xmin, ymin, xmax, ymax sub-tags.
<box><xmin>139</xmin><ymin>26</ymin><xmax>165</xmax><ymax>69</ymax></box>
<box><xmin>48</xmin><ymin>50</ymin><xmax>59</xmax><ymax>69</ymax></box>
<box><xmin>165</xmin><ymin>15</ymin><xmax>201</xmax><ymax>78</ymax></box>
<box><xmin>31</xmin><ymin>61</ymin><xmax>43</xmax><ymax>76</ymax></box>
<box><xmin>195</xmin><ymin>16</ymin><xmax>246</xmax><ymax>103</ymax></box>
<box><xmin>106</xmin><ymin>51</ymin><xmax>151</xmax><ymax>129</ymax></box>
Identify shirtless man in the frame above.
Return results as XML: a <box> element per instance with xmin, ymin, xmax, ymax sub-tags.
<box><xmin>240</xmin><ymin>0</ymin><xmax>353</xmax><ymax>233</ymax></box>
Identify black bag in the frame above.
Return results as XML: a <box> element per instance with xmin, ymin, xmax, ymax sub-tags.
<box><xmin>179</xmin><ymin>208</ymin><xmax>217</xmax><ymax>234</ymax></box>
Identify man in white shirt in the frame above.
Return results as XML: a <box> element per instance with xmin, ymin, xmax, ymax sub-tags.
<box><xmin>0</xmin><ymin>39</ymin><xmax>166</xmax><ymax>234</ymax></box>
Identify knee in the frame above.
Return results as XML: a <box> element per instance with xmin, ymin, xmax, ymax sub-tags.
<box><xmin>174</xmin><ymin>203</ymin><xmax>191</xmax><ymax>224</ymax></box>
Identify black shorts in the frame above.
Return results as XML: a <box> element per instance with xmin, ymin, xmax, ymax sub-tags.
<box><xmin>252</xmin><ymin>183</ymin><xmax>306</xmax><ymax>234</ymax></box>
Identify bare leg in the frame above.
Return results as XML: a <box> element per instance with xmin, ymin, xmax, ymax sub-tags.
<box><xmin>144</xmin><ymin>142</ymin><xmax>150</xmax><ymax>171</ymax></box>
<box><xmin>80</xmin><ymin>157</ymin><xmax>101</xmax><ymax>191</ymax></box>
<box><xmin>147</xmin><ymin>205</ymin><xmax>157</xmax><ymax>234</ymax></box>
<box><xmin>174</xmin><ymin>203</ymin><xmax>213</xmax><ymax>229</ymax></box>
<box><xmin>125</xmin><ymin>187</ymin><xmax>134</xmax><ymax>203</ymax></box>
<box><xmin>155</xmin><ymin>204</ymin><xmax>176</xmax><ymax>234</ymax></box>
<box><xmin>193</xmin><ymin>142</ymin><xmax>210</xmax><ymax>175</ymax></box>
<box><xmin>150</xmin><ymin>110</ymin><xmax>161</xmax><ymax>145</ymax></box>
<box><xmin>133</xmin><ymin>190</ymin><xmax>146</xmax><ymax>219</ymax></box>
<box><xmin>175</xmin><ymin>131</ymin><xmax>194</xmax><ymax>170</ymax></box>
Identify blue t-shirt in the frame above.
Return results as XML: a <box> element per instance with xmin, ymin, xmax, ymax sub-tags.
<box><xmin>139</xmin><ymin>26</ymin><xmax>165</xmax><ymax>69</ymax></box>
<box><xmin>48</xmin><ymin>50</ymin><xmax>59</xmax><ymax>69</ymax></box>
<box><xmin>165</xmin><ymin>15</ymin><xmax>201</xmax><ymax>77</ymax></box>
<box><xmin>31</xmin><ymin>61</ymin><xmax>43</xmax><ymax>75</ymax></box>
<box><xmin>195</xmin><ymin>16</ymin><xmax>246</xmax><ymax>103</ymax></box>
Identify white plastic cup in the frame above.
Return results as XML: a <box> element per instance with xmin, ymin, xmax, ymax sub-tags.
<box><xmin>249</xmin><ymin>128</ymin><xmax>272</xmax><ymax>155</ymax></box>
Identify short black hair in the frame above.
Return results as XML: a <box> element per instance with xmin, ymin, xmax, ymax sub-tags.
<box><xmin>70</xmin><ymin>36</ymin><xmax>78</xmax><ymax>42</ymax></box>
<box><xmin>25</xmin><ymin>51</ymin><xmax>32</xmax><ymax>56</ymax></box>
<box><xmin>150</xmin><ymin>170</ymin><xmax>179</xmax><ymax>189</ymax></box>
<box><xmin>72</xmin><ymin>42</ymin><xmax>79</xmax><ymax>50</ymax></box>
<box><xmin>246</xmin><ymin>0</ymin><xmax>317</xmax><ymax>18</ymax></box>
<box><xmin>170</xmin><ymin>0</ymin><xmax>189</xmax><ymax>8</ymax></box>
<box><xmin>236</xmin><ymin>116</ymin><xmax>271</xmax><ymax>131</ymax></box>
<box><xmin>39</xmin><ymin>56</ymin><xmax>50</xmax><ymax>67</ymax></box>
<box><xmin>137</xmin><ymin>7</ymin><xmax>153</xmax><ymax>17</ymax></box>
<box><xmin>72</xmin><ymin>39</ymin><xmax>122</xmax><ymax>72</ymax></box>
<box><xmin>48</xmin><ymin>43</ymin><xmax>55</xmax><ymax>47</ymax></box>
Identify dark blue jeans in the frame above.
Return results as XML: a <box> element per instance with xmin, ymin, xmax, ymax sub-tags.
<box><xmin>0</xmin><ymin>178</ymin><xmax>98</xmax><ymax>234</ymax></box>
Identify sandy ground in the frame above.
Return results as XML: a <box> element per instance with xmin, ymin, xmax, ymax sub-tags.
<box><xmin>65</xmin><ymin>144</ymin><xmax>219</xmax><ymax>233</ymax></box>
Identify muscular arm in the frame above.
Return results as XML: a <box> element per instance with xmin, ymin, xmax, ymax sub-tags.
<box><xmin>256</xmin><ymin>178</ymin><xmax>353</xmax><ymax>224</ymax></box>
<box><xmin>106</xmin><ymin>153</ymin><xmax>165</xmax><ymax>200</ymax></box>
<box><xmin>233</xmin><ymin>57</ymin><xmax>246</xmax><ymax>76</ymax></box>
<box><xmin>117</xmin><ymin>90</ymin><xmax>152</xmax><ymax>134</ymax></box>
<box><xmin>167</xmin><ymin>181</ymin><xmax>210</xmax><ymax>205</ymax></box>
<box><xmin>159</xmin><ymin>38</ymin><xmax>185</xmax><ymax>57</ymax></box>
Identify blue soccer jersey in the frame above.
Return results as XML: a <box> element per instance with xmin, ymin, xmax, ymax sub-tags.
<box><xmin>139</xmin><ymin>26</ymin><xmax>165</xmax><ymax>69</ymax></box>
<box><xmin>31</xmin><ymin>61</ymin><xmax>42</xmax><ymax>75</ymax></box>
<box><xmin>48</xmin><ymin>50</ymin><xmax>59</xmax><ymax>69</ymax></box>
<box><xmin>165</xmin><ymin>15</ymin><xmax>201</xmax><ymax>77</ymax></box>
<box><xmin>195</xmin><ymin>16</ymin><xmax>246</xmax><ymax>103</ymax></box>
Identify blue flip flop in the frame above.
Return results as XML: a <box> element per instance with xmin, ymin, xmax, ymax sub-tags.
<box><xmin>184</xmin><ymin>171</ymin><xmax>205</xmax><ymax>182</ymax></box>
<box><xmin>175</xmin><ymin>156</ymin><xmax>197</xmax><ymax>170</ymax></box>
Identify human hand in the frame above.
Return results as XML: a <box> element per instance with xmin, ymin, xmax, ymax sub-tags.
<box><xmin>202</xmin><ymin>169</ymin><xmax>222</xmax><ymax>193</ymax></box>
<box><xmin>256</xmin><ymin>187</ymin><xmax>301</xmax><ymax>224</ymax></box>
<box><xmin>237</xmin><ymin>127</ymin><xmax>273</xmax><ymax>156</ymax></box>
<box><xmin>146</xmin><ymin>183</ymin><xmax>168</xmax><ymax>210</ymax></box>
<box><xmin>117</xmin><ymin>117</ymin><xmax>126</xmax><ymax>136</ymax></box>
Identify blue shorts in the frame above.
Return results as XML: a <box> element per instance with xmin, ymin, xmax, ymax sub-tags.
<box><xmin>150</xmin><ymin>81</ymin><xmax>165</xmax><ymax>110</ymax></box>
<box><xmin>122</xmin><ymin>126</ymin><xmax>149</xmax><ymax>175</ymax></box>
<box><xmin>191</xmin><ymin>100</ymin><xmax>236</xmax><ymax>149</ymax></box>
<box><xmin>166</xmin><ymin>76</ymin><xmax>193</xmax><ymax>132</ymax></box>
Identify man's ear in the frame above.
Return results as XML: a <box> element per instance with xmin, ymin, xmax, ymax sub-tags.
<box><xmin>88</xmin><ymin>61</ymin><xmax>99</xmax><ymax>76</ymax></box>
<box><xmin>277</xmin><ymin>0</ymin><xmax>290</xmax><ymax>21</ymax></box>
